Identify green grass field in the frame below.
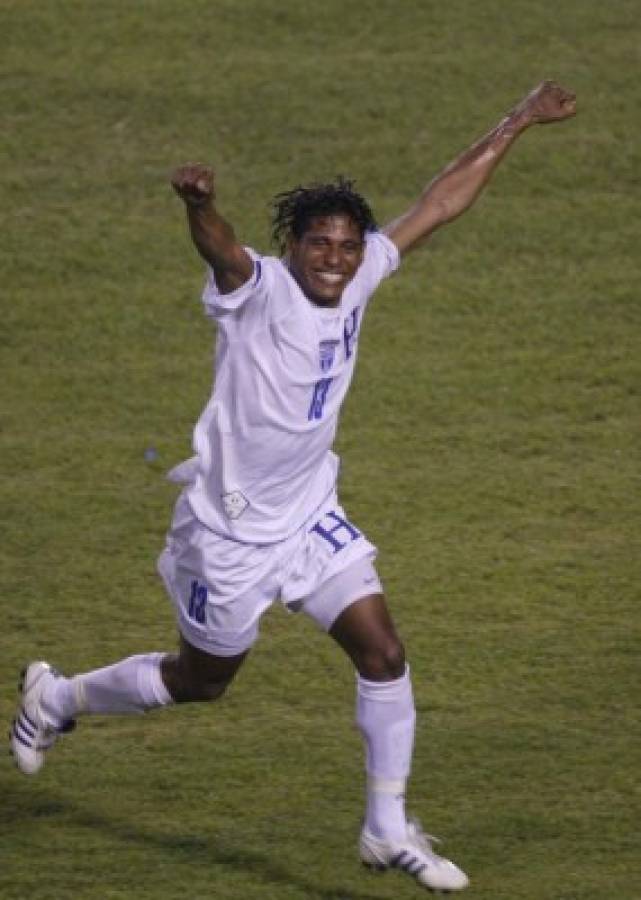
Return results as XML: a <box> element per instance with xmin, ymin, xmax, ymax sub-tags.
<box><xmin>2</xmin><ymin>1</ymin><xmax>640</xmax><ymax>898</ymax></box>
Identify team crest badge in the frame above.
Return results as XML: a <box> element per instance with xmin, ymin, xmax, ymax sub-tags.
<box><xmin>222</xmin><ymin>491</ymin><xmax>249</xmax><ymax>520</ymax></box>
<box><xmin>319</xmin><ymin>339</ymin><xmax>340</xmax><ymax>373</ymax></box>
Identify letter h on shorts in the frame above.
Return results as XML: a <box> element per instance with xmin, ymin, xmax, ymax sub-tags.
<box><xmin>311</xmin><ymin>511</ymin><xmax>361</xmax><ymax>552</ymax></box>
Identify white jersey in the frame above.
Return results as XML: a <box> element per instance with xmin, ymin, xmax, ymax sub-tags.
<box><xmin>183</xmin><ymin>230</ymin><xmax>400</xmax><ymax>544</ymax></box>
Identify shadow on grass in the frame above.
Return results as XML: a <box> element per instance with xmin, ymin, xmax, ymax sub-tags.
<box><xmin>0</xmin><ymin>778</ymin><xmax>389</xmax><ymax>900</ymax></box>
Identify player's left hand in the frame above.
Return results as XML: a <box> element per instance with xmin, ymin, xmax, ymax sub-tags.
<box><xmin>517</xmin><ymin>80</ymin><xmax>577</xmax><ymax>126</ymax></box>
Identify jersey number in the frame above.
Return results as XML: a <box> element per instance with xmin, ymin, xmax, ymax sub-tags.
<box><xmin>308</xmin><ymin>377</ymin><xmax>333</xmax><ymax>421</ymax></box>
<box><xmin>187</xmin><ymin>580</ymin><xmax>207</xmax><ymax>624</ymax></box>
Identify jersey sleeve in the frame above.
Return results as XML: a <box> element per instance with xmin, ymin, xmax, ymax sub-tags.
<box><xmin>201</xmin><ymin>248</ymin><xmax>267</xmax><ymax>318</ymax></box>
<box><xmin>355</xmin><ymin>231</ymin><xmax>401</xmax><ymax>300</ymax></box>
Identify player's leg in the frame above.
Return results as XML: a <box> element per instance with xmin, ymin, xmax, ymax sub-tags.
<box><xmin>328</xmin><ymin>588</ymin><xmax>414</xmax><ymax>844</ymax></box>
<box><xmin>298</xmin><ymin>557</ymin><xmax>413</xmax><ymax>840</ymax></box>
<box><xmin>10</xmin><ymin>638</ymin><xmax>247</xmax><ymax>776</ymax></box>
<box><xmin>302</xmin><ymin>564</ymin><xmax>468</xmax><ymax>891</ymax></box>
<box><xmin>49</xmin><ymin>634</ymin><xmax>247</xmax><ymax>715</ymax></box>
<box><xmin>289</xmin><ymin>504</ymin><xmax>415</xmax><ymax>843</ymax></box>
<box><xmin>11</xmin><ymin>491</ymin><xmax>277</xmax><ymax>776</ymax></box>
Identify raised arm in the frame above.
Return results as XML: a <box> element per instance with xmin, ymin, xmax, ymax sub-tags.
<box><xmin>384</xmin><ymin>80</ymin><xmax>577</xmax><ymax>256</ymax></box>
<box><xmin>171</xmin><ymin>164</ymin><xmax>254</xmax><ymax>294</ymax></box>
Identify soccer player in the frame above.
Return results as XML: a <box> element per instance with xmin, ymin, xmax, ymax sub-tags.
<box><xmin>11</xmin><ymin>81</ymin><xmax>575</xmax><ymax>892</ymax></box>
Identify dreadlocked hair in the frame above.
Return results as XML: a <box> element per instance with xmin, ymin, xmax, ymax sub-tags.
<box><xmin>270</xmin><ymin>176</ymin><xmax>377</xmax><ymax>253</ymax></box>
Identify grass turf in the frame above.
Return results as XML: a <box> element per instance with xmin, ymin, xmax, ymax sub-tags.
<box><xmin>2</xmin><ymin>1</ymin><xmax>640</xmax><ymax>897</ymax></box>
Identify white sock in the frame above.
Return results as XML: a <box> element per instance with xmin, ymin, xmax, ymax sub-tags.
<box><xmin>356</xmin><ymin>665</ymin><xmax>416</xmax><ymax>841</ymax></box>
<box><xmin>40</xmin><ymin>653</ymin><xmax>173</xmax><ymax>726</ymax></box>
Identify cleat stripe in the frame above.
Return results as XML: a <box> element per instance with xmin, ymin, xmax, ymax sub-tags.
<box><xmin>11</xmin><ymin>725</ymin><xmax>34</xmax><ymax>750</ymax></box>
<box><xmin>407</xmin><ymin>860</ymin><xmax>426</xmax><ymax>876</ymax></box>
<box><xmin>402</xmin><ymin>856</ymin><xmax>420</xmax><ymax>873</ymax></box>
<box><xmin>14</xmin><ymin>721</ymin><xmax>35</xmax><ymax>745</ymax></box>
<box><xmin>17</xmin><ymin>714</ymin><xmax>36</xmax><ymax>738</ymax></box>
<box><xmin>19</xmin><ymin>708</ymin><xmax>38</xmax><ymax>732</ymax></box>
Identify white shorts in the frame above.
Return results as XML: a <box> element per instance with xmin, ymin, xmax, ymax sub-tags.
<box><xmin>157</xmin><ymin>490</ymin><xmax>382</xmax><ymax>656</ymax></box>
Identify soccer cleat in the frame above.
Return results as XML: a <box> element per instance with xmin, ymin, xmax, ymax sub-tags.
<box><xmin>360</xmin><ymin>819</ymin><xmax>469</xmax><ymax>893</ymax></box>
<box><xmin>10</xmin><ymin>661</ymin><xmax>75</xmax><ymax>775</ymax></box>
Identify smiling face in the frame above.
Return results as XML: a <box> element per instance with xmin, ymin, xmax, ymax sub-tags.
<box><xmin>287</xmin><ymin>214</ymin><xmax>365</xmax><ymax>307</ymax></box>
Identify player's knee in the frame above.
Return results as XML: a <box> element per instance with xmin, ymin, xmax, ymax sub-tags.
<box><xmin>162</xmin><ymin>654</ymin><xmax>234</xmax><ymax>703</ymax></box>
<box><xmin>359</xmin><ymin>637</ymin><xmax>406</xmax><ymax>681</ymax></box>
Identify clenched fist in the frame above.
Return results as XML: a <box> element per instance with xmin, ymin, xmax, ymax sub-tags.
<box><xmin>516</xmin><ymin>80</ymin><xmax>577</xmax><ymax>126</ymax></box>
<box><xmin>171</xmin><ymin>164</ymin><xmax>215</xmax><ymax>207</ymax></box>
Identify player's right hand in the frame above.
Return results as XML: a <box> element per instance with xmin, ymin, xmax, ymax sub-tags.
<box><xmin>171</xmin><ymin>164</ymin><xmax>215</xmax><ymax>207</ymax></box>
